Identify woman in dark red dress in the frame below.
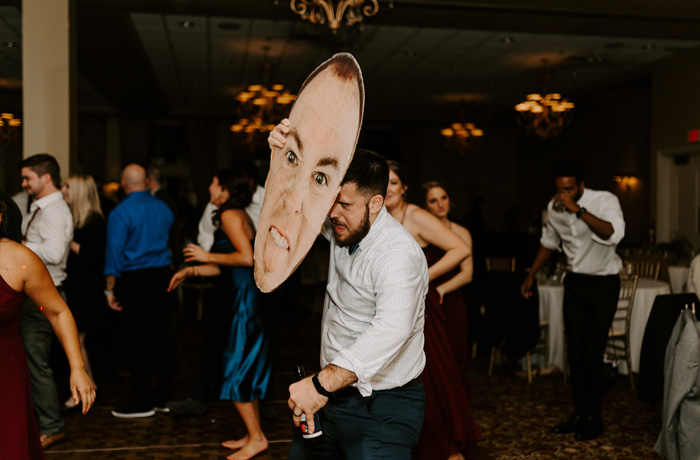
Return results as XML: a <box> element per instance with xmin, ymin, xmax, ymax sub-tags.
<box><xmin>385</xmin><ymin>162</ymin><xmax>481</xmax><ymax>460</ymax></box>
<box><xmin>0</xmin><ymin>201</ymin><xmax>96</xmax><ymax>460</ymax></box>
<box><xmin>423</xmin><ymin>181</ymin><xmax>474</xmax><ymax>383</ymax></box>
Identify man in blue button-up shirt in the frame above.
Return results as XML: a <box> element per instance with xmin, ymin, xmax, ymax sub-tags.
<box><xmin>104</xmin><ymin>163</ymin><xmax>176</xmax><ymax>419</ymax></box>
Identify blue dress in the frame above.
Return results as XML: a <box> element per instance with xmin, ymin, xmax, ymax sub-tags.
<box><xmin>212</xmin><ymin>228</ymin><xmax>271</xmax><ymax>402</ymax></box>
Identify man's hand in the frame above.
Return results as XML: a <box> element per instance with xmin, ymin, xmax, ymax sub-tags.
<box><xmin>106</xmin><ymin>293</ymin><xmax>122</xmax><ymax>312</ymax></box>
<box><xmin>520</xmin><ymin>277</ymin><xmax>534</xmax><ymax>299</ymax></box>
<box><xmin>554</xmin><ymin>192</ymin><xmax>580</xmax><ymax>214</ymax></box>
<box><xmin>268</xmin><ymin>119</ymin><xmax>289</xmax><ymax>151</ymax></box>
<box><xmin>288</xmin><ymin>376</ymin><xmax>328</xmax><ymax>434</ymax></box>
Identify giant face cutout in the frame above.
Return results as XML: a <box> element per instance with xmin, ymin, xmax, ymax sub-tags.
<box><xmin>254</xmin><ymin>53</ymin><xmax>364</xmax><ymax>292</ymax></box>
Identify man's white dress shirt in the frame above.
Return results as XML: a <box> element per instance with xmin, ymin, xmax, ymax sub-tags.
<box><xmin>22</xmin><ymin>191</ymin><xmax>73</xmax><ymax>286</ymax></box>
<box><xmin>541</xmin><ymin>188</ymin><xmax>625</xmax><ymax>276</ymax></box>
<box><xmin>320</xmin><ymin>206</ymin><xmax>429</xmax><ymax>397</ymax></box>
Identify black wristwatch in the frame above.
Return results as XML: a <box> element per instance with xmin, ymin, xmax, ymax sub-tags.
<box><xmin>312</xmin><ymin>374</ymin><xmax>333</xmax><ymax>397</ymax></box>
<box><xmin>576</xmin><ymin>207</ymin><xmax>587</xmax><ymax>218</ymax></box>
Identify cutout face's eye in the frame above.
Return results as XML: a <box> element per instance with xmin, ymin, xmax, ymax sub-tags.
<box><xmin>313</xmin><ymin>172</ymin><xmax>328</xmax><ymax>186</ymax></box>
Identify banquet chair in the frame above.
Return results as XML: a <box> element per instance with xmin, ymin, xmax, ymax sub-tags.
<box><xmin>485</xmin><ymin>256</ymin><xmax>516</xmax><ymax>273</ymax></box>
<box><xmin>625</xmin><ymin>258</ymin><xmax>661</xmax><ymax>281</ymax></box>
<box><xmin>605</xmin><ymin>274</ymin><xmax>639</xmax><ymax>389</ymax></box>
<box><xmin>523</xmin><ymin>320</ymin><xmax>549</xmax><ymax>383</ymax></box>
<box><xmin>484</xmin><ymin>256</ymin><xmax>517</xmax><ymax>366</ymax></box>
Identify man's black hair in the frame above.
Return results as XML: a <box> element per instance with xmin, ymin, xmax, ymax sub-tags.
<box><xmin>341</xmin><ymin>149</ymin><xmax>389</xmax><ymax>200</ymax></box>
<box><xmin>20</xmin><ymin>153</ymin><xmax>61</xmax><ymax>188</ymax></box>
<box><xmin>553</xmin><ymin>160</ymin><xmax>585</xmax><ymax>184</ymax></box>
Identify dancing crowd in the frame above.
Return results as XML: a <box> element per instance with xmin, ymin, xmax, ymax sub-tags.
<box><xmin>1</xmin><ymin>54</ymin><xmax>626</xmax><ymax>460</ymax></box>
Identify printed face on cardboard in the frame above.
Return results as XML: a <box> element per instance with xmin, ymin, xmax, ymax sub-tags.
<box><xmin>254</xmin><ymin>53</ymin><xmax>364</xmax><ymax>292</ymax></box>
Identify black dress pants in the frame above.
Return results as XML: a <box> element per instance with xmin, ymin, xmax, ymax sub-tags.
<box><xmin>563</xmin><ymin>273</ymin><xmax>620</xmax><ymax>419</ymax></box>
<box><xmin>116</xmin><ymin>266</ymin><xmax>176</xmax><ymax>407</ymax></box>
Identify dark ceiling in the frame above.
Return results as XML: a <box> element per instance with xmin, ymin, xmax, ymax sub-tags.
<box><xmin>0</xmin><ymin>0</ymin><xmax>699</xmax><ymax>122</ymax></box>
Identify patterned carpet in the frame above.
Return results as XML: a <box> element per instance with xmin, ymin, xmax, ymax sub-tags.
<box><xmin>43</xmin><ymin>301</ymin><xmax>663</xmax><ymax>460</ymax></box>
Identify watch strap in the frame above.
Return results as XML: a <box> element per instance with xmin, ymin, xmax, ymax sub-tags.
<box><xmin>576</xmin><ymin>207</ymin><xmax>587</xmax><ymax>218</ymax></box>
<box><xmin>312</xmin><ymin>374</ymin><xmax>332</xmax><ymax>397</ymax></box>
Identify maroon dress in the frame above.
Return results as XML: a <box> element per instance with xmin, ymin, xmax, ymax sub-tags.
<box><xmin>413</xmin><ymin>245</ymin><xmax>481</xmax><ymax>460</ymax></box>
<box><xmin>0</xmin><ymin>273</ymin><xmax>45</xmax><ymax>460</ymax></box>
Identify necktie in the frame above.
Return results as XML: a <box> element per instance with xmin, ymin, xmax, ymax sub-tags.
<box><xmin>22</xmin><ymin>208</ymin><xmax>40</xmax><ymax>241</ymax></box>
<box><xmin>348</xmin><ymin>243</ymin><xmax>360</xmax><ymax>255</ymax></box>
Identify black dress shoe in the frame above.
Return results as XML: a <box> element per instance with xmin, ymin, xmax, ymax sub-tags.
<box><xmin>574</xmin><ymin>416</ymin><xmax>603</xmax><ymax>441</ymax></box>
<box><xmin>552</xmin><ymin>414</ymin><xmax>583</xmax><ymax>434</ymax></box>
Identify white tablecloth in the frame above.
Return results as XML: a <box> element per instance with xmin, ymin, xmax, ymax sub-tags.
<box><xmin>537</xmin><ymin>278</ymin><xmax>671</xmax><ymax>374</ymax></box>
<box><xmin>668</xmin><ymin>266</ymin><xmax>689</xmax><ymax>293</ymax></box>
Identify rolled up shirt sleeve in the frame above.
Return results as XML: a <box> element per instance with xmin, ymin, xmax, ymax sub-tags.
<box><xmin>540</xmin><ymin>202</ymin><xmax>562</xmax><ymax>251</ymax></box>
<box><xmin>330</xmin><ymin>246</ymin><xmax>428</xmax><ymax>396</ymax></box>
<box><xmin>591</xmin><ymin>193</ymin><xmax>625</xmax><ymax>246</ymax></box>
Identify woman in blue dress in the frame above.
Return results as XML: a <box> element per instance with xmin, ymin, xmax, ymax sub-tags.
<box><xmin>169</xmin><ymin>166</ymin><xmax>271</xmax><ymax>460</ymax></box>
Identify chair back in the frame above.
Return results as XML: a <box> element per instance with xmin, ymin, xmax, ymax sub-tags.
<box><xmin>624</xmin><ymin>258</ymin><xmax>661</xmax><ymax>281</ymax></box>
<box><xmin>485</xmin><ymin>256</ymin><xmax>516</xmax><ymax>273</ymax></box>
<box><xmin>612</xmin><ymin>274</ymin><xmax>639</xmax><ymax>336</ymax></box>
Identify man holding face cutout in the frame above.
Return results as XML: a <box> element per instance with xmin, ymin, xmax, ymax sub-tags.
<box><xmin>264</xmin><ymin>53</ymin><xmax>429</xmax><ymax>458</ymax></box>
<box><xmin>254</xmin><ymin>53</ymin><xmax>365</xmax><ymax>293</ymax></box>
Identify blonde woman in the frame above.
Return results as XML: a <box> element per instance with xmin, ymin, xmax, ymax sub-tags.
<box><xmin>385</xmin><ymin>162</ymin><xmax>481</xmax><ymax>460</ymax></box>
<box><xmin>62</xmin><ymin>175</ymin><xmax>106</xmax><ymax>406</ymax></box>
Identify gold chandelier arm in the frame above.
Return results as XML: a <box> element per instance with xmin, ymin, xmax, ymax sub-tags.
<box><xmin>362</xmin><ymin>0</ymin><xmax>379</xmax><ymax>17</ymax></box>
<box><xmin>290</xmin><ymin>0</ymin><xmax>307</xmax><ymax>16</ymax></box>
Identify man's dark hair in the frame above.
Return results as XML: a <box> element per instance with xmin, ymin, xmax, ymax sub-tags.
<box><xmin>20</xmin><ymin>153</ymin><xmax>61</xmax><ymax>188</ymax></box>
<box><xmin>341</xmin><ymin>149</ymin><xmax>389</xmax><ymax>200</ymax></box>
<box><xmin>553</xmin><ymin>160</ymin><xmax>585</xmax><ymax>184</ymax></box>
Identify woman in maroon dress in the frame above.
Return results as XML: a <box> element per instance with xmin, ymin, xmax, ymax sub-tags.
<box><xmin>0</xmin><ymin>201</ymin><xmax>96</xmax><ymax>460</ymax></box>
<box><xmin>385</xmin><ymin>162</ymin><xmax>481</xmax><ymax>460</ymax></box>
<box><xmin>423</xmin><ymin>181</ymin><xmax>474</xmax><ymax>382</ymax></box>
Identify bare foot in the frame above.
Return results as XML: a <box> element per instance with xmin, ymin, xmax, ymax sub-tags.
<box><xmin>226</xmin><ymin>438</ymin><xmax>268</xmax><ymax>460</ymax></box>
<box><xmin>221</xmin><ymin>436</ymin><xmax>249</xmax><ymax>450</ymax></box>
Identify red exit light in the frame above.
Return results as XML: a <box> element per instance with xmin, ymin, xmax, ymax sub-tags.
<box><xmin>689</xmin><ymin>129</ymin><xmax>700</xmax><ymax>143</ymax></box>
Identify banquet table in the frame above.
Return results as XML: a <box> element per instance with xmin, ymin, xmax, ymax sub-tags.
<box><xmin>536</xmin><ymin>277</ymin><xmax>671</xmax><ymax>374</ymax></box>
<box><xmin>668</xmin><ymin>265</ymin><xmax>689</xmax><ymax>293</ymax></box>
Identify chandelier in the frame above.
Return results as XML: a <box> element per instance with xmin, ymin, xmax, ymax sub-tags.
<box><xmin>0</xmin><ymin>112</ymin><xmax>21</xmax><ymax>144</ymax></box>
<box><xmin>515</xmin><ymin>61</ymin><xmax>574</xmax><ymax>140</ymax></box>
<box><xmin>289</xmin><ymin>0</ymin><xmax>380</xmax><ymax>33</ymax></box>
<box><xmin>230</xmin><ymin>84</ymin><xmax>296</xmax><ymax>136</ymax></box>
<box><xmin>440</xmin><ymin>122</ymin><xmax>484</xmax><ymax>155</ymax></box>
<box><xmin>230</xmin><ymin>47</ymin><xmax>296</xmax><ymax>151</ymax></box>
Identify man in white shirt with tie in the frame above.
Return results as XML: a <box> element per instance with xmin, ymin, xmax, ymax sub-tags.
<box><xmin>18</xmin><ymin>153</ymin><xmax>74</xmax><ymax>449</ymax></box>
<box><xmin>521</xmin><ymin>161</ymin><xmax>625</xmax><ymax>442</ymax></box>
<box><xmin>287</xmin><ymin>149</ymin><xmax>429</xmax><ymax>459</ymax></box>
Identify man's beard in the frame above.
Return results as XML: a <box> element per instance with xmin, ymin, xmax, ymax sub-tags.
<box><xmin>333</xmin><ymin>205</ymin><xmax>371</xmax><ymax>248</ymax></box>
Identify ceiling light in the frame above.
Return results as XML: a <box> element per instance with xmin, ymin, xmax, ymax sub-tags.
<box><xmin>178</xmin><ymin>20</ymin><xmax>195</xmax><ymax>28</ymax></box>
<box><xmin>289</xmin><ymin>0</ymin><xmax>379</xmax><ymax>33</ymax></box>
<box><xmin>2</xmin><ymin>41</ymin><xmax>17</xmax><ymax>48</ymax></box>
<box><xmin>501</xmin><ymin>37</ymin><xmax>514</xmax><ymax>44</ymax></box>
<box><xmin>515</xmin><ymin>60</ymin><xmax>574</xmax><ymax>140</ymax></box>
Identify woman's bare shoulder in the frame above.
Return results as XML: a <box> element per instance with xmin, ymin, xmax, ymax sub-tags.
<box><xmin>450</xmin><ymin>222</ymin><xmax>472</xmax><ymax>242</ymax></box>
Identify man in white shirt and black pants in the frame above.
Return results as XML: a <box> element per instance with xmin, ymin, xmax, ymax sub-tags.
<box><xmin>18</xmin><ymin>154</ymin><xmax>74</xmax><ymax>449</ymax></box>
<box><xmin>287</xmin><ymin>149</ymin><xmax>429</xmax><ymax>459</ymax></box>
<box><xmin>521</xmin><ymin>161</ymin><xmax>625</xmax><ymax>442</ymax></box>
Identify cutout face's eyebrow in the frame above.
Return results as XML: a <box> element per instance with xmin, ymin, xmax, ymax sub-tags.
<box><xmin>317</xmin><ymin>157</ymin><xmax>338</xmax><ymax>169</ymax></box>
<box><xmin>288</xmin><ymin>128</ymin><xmax>303</xmax><ymax>153</ymax></box>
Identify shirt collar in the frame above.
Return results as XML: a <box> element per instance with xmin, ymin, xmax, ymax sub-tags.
<box><xmin>351</xmin><ymin>206</ymin><xmax>388</xmax><ymax>254</ymax></box>
<box><xmin>31</xmin><ymin>191</ymin><xmax>63</xmax><ymax>211</ymax></box>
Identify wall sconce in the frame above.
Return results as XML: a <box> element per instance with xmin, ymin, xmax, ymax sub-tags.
<box><xmin>614</xmin><ymin>175</ymin><xmax>639</xmax><ymax>192</ymax></box>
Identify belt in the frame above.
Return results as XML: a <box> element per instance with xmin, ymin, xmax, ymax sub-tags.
<box><xmin>332</xmin><ymin>377</ymin><xmax>421</xmax><ymax>399</ymax></box>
